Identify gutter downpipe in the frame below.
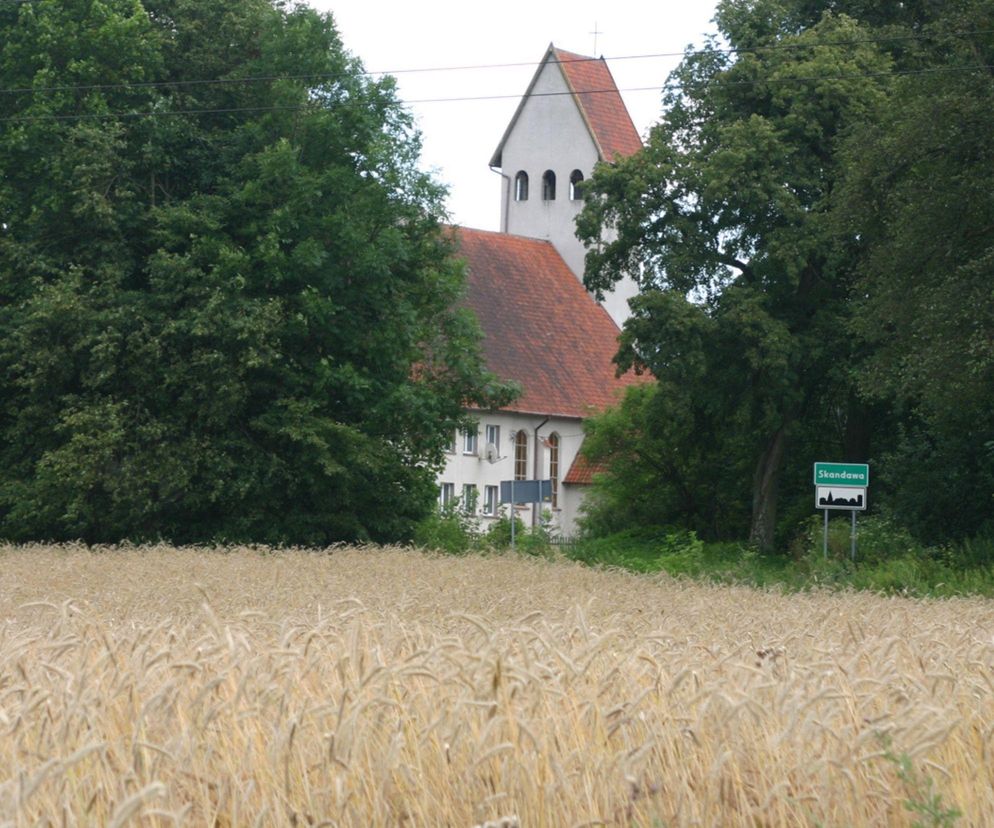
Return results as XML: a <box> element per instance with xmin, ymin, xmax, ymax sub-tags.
<box><xmin>490</xmin><ymin>164</ymin><xmax>511</xmax><ymax>232</ymax></box>
<box><xmin>533</xmin><ymin>416</ymin><xmax>549</xmax><ymax>527</ymax></box>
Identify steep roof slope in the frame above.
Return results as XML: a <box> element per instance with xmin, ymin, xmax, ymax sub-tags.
<box><xmin>490</xmin><ymin>44</ymin><xmax>642</xmax><ymax>167</ymax></box>
<box><xmin>453</xmin><ymin>227</ymin><xmax>646</xmax><ymax>418</ymax></box>
<box><xmin>552</xmin><ymin>46</ymin><xmax>642</xmax><ymax>161</ymax></box>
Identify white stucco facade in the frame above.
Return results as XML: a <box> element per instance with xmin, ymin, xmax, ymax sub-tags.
<box><xmin>437</xmin><ymin>411</ymin><xmax>586</xmax><ymax>535</ymax></box>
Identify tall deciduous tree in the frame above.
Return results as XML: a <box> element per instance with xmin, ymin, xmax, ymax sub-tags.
<box><xmin>0</xmin><ymin>0</ymin><xmax>511</xmax><ymax>544</ymax></box>
<box><xmin>577</xmin><ymin>2</ymin><xmax>890</xmax><ymax>548</ymax></box>
<box><xmin>838</xmin><ymin>0</ymin><xmax>994</xmax><ymax>540</ymax></box>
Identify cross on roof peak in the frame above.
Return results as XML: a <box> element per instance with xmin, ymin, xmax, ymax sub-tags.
<box><xmin>590</xmin><ymin>21</ymin><xmax>603</xmax><ymax>55</ymax></box>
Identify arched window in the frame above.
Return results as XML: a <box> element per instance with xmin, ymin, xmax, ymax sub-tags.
<box><xmin>548</xmin><ymin>433</ymin><xmax>560</xmax><ymax>508</ymax></box>
<box><xmin>569</xmin><ymin>170</ymin><xmax>584</xmax><ymax>201</ymax></box>
<box><xmin>514</xmin><ymin>171</ymin><xmax>529</xmax><ymax>202</ymax></box>
<box><xmin>542</xmin><ymin>170</ymin><xmax>556</xmax><ymax>201</ymax></box>
<box><xmin>514</xmin><ymin>431</ymin><xmax>528</xmax><ymax>480</ymax></box>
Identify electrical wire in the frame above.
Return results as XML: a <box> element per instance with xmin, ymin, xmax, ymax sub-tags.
<box><xmin>1</xmin><ymin>62</ymin><xmax>990</xmax><ymax>124</ymax></box>
<box><xmin>0</xmin><ymin>23</ymin><xmax>990</xmax><ymax>96</ymax></box>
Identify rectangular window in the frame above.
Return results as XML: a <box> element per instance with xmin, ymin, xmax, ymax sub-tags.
<box><xmin>462</xmin><ymin>426</ymin><xmax>478</xmax><ymax>455</ymax></box>
<box><xmin>439</xmin><ymin>482</ymin><xmax>455</xmax><ymax>508</ymax></box>
<box><xmin>462</xmin><ymin>484</ymin><xmax>478</xmax><ymax>514</ymax></box>
<box><xmin>483</xmin><ymin>485</ymin><xmax>499</xmax><ymax>517</ymax></box>
<box><xmin>444</xmin><ymin>432</ymin><xmax>456</xmax><ymax>454</ymax></box>
<box><xmin>485</xmin><ymin>424</ymin><xmax>500</xmax><ymax>456</ymax></box>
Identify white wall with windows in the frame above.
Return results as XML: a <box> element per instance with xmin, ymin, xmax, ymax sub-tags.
<box><xmin>437</xmin><ymin>410</ymin><xmax>587</xmax><ymax>535</ymax></box>
<box><xmin>496</xmin><ymin>54</ymin><xmax>637</xmax><ymax>328</ymax></box>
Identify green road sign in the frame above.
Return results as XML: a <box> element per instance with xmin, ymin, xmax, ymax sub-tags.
<box><xmin>813</xmin><ymin>462</ymin><xmax>869</xmax><ymax>488</ymax></box>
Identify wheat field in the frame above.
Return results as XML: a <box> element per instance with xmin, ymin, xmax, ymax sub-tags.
<box><xmin>1</xmin><ymin>544</ymin><xmax>992</xmax><ymax>826</ymax></box>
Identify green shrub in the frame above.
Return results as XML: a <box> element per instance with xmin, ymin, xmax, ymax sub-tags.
<box><xmin>412</xmin><ymin>501</ymin><xmax>478</xmax><ymax>555</ymax></box>
<box><xmin>483</xmin><ymin>509</ymin><xmax>527</xmax><ymax>550</ymax></box>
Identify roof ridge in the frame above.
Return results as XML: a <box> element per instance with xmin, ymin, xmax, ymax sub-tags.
<box><xmin>452</xmin><ymin>225</ymin><xmax>559</xmax><ymax>245</ymax></box>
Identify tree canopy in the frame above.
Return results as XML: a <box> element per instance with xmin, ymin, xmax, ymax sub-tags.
<box><xmin>577</xmin><ymin>0</ymin><xmax>994</xmax><ymax>548</ymax></box>
<box><xmin>838</xmin><ymin>0</ymin><xmax>994</xmax><ymax>540</ymax></box>
<box><xmin>0</xmin><ymin>0</ymin><xmax>511</xmax><ymax>544</ymax></box>
<box><xmin>578</xmin><ymin>2</ymin><xmax>890</xmax><ymax>548</ymax></box>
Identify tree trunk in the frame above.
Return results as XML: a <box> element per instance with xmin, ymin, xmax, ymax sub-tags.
<box><xmin>749</xmin><ymin>425</ymin><xmax>787</xmax><ymax>551</ymax></box>
<box><xmin>843</xmin><ymin>393</ymin><xmax>873</xmax><ymax>462</ymax></box>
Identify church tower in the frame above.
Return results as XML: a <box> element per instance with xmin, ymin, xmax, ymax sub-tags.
<box><xmin>489</xmin><ymin>44</ymin><xmax>641</xmax><ymax>327</ymax></box>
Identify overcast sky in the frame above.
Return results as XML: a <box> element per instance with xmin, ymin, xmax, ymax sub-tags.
<box><xmin>310</xmin><ymin>1</ymin><xmax>719</xmax><ymax>231</ymax></box>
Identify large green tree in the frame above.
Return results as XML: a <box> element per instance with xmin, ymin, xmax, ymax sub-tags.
<box><xmin>838</xmin><ymin>0</ymin><xmax>994</xmax><ymax>541</ymax></box>
<box><xmin>578</xmin><ymin>2</ymin><xmax>891</xmax><ymax>548</ymax></box>
<box><xmin>0</xmin><ymin>0</ymin><xmax>509</xmax><ymax>544</ymax></box>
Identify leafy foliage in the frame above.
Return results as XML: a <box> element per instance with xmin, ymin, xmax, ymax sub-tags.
<box><xmin>577</xmin><ymin>0</ymin><xmax>994</xmax><ymax>551</ymax></box>
<box><xmin>411</xmin><ymin>502</ymin><xmax>546</xmax><ymax>557</ymax></box>
<box><xmin>578</xmin><ymin>3</ymin><xmax>891</xmax><ymax>548</ymax></box>
<box><xmin>0</xmin><ymin>0</ymin><xmax>512</xmax><ymax>544</ymax></box>
<box><xmin>838</xmin><ymin>0</ymin><xmax>994</xmax><ymax>541</ymax></box>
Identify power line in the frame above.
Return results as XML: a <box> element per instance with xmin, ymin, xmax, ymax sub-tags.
<box><xmin>369</xmin><ymin>28</ymin><xmax>994</xmax><ymax>77</ymax></box>
<box><xmin>0</xmin><ymin>28</ymin><xmax>992</xmax><ymax>97</ymax></box>
<box><xmin>408</xmin><ymin>63</ymin><xmax>994</xmax><ymax>104</ymax></box>
<box><xmin>0</xmin><ymin>103</ymin><xmax>307</xmax><ymax>123</ymax></box>
<box><xmin>2</xmin><ymin>62</ymin><xmax>989</xmax><ymax>123</ymax></box>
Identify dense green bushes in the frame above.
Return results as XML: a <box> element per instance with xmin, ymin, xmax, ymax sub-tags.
<box><xmin>412</xmin><ymin>503</ymin><xmax>549</xmax><ymax>556</ymax></box>
<box><xmin>561</xmin><ymin>517</ymin><xmax>994</xmax><ymax>598</ymax></box>
<box><xmin>416</xmin><ymin>510</ymin><xmax>994</xmax><ymax>598</ymax></box>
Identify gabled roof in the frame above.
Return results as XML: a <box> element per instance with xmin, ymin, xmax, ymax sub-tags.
<box><xmin>452</xmin><ymin>226</ymin><xmax>646</xmax><ymax>419</ymax></box>
<box><xmin>490</xmin><ymin>43</ymin><xmax>642</xmax><ymax>168</ymax></box>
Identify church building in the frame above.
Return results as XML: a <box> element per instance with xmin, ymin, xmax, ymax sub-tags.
<box><xmin>437</xmin><ymin>45</ymin><xmax>647</xmax><ymax>534</ymax></box>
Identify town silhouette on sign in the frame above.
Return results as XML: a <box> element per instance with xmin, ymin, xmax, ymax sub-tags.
<box><xmin>818</xmin><ymin>490</ymin><xmax>864</xmax><ymax>508</ymax></box>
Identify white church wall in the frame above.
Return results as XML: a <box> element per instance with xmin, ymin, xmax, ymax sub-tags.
<box><xmin>557</xmin><ymin>483</ymin><xmax>588</xmax><ymax>537</ymax></box>
<box><xmin>499</xmin><ymin>59</ymin><xmax>598</xmax><ymax>277</ymax></box>
<box><xmin>496</xmin><ymin>56</ymin><xmax>638</xmax><ymax>328</ymax></box>
<box><xmin>437</xmin><ymin>410</ymin><xmax>586</xmax><ymax>536</ymax></box>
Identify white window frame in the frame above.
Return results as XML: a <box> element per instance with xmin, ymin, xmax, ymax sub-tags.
<box><xmin>443</xmin><ymin>431</ymin><xmax>456</xmax><ymax>454</ymax></box>
<box><xmin>483</xmin><ymin>485</ymin><xmax>499</xmax><ymax>517</ymax></box>
<box><xmin>462</xmin><ymin>426</ymin><xmax>478</xmax><ymax>455</ymax></box>
<box><xmin>462</xmin><ymin>484</ymin><xmax>478</xmax><ymax>514</ymax></box>
<box><xmin>439</xmin><ymin>482</ymin><xmax>455</xmax><ymax>508</ymax></box>
<box><xmin>485</xmin><ymin>424</ymin><xmax>500</xmax><ymax>456</ymax></box>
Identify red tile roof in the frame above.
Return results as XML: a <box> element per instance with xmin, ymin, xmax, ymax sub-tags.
<box><xmin>490</xmin><ymin>44</ymin><xmax>642</xmax><ymax>167</ymax></box>
<box><xmin>562</xmin><ymin>453</ymin><xmax>608</xmax><ymax>486</ymax></box>
<box><xmin>452</xmin><ymin>226</ymin><xmax>647</xmax><ymax>419</ymax></box>
<box><xmin>552</xmin><ymin>47</ymin><xmax>643</xmax><ymax>161</ymax></box>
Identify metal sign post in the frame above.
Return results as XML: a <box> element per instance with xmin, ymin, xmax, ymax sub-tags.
<box><xmin>510</xmin><ymin>478</ymin><xmax>515</xmax><ymax>551</ymax></box>
<box><xmin>823</xmin><ymin>509</ymin><xmax>829</xmax><ymax>559</ymax></box>
<box><xmin>851</xmin><ymin>509</ymin><xmax>857</xmax><ymax>562</ymax></box>
<box><xmin>814</xmin><ymin>462</ymin><xmax>869</xmax><ymax>562</ymax></box>
<box><xmin>500</xmin><ymin>479</ymin><xmax>553</xmax><ymax>552</ymax></box>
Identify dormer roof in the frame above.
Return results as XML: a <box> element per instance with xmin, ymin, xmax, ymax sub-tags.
<box><xmin>490</xmin><ymin>44</ymin><xmax>642</xmax><ymax>168</ymax></box>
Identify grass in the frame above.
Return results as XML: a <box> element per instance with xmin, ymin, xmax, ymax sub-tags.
<box><xmin>1</xmin><ymin>543</ymin><xmax>992</xmax><ymax>824</ymax></box>
<box><xmin>562</xmin><ymin>518</ymin><xmax>994</xmax><ymax>598</ymax></box>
